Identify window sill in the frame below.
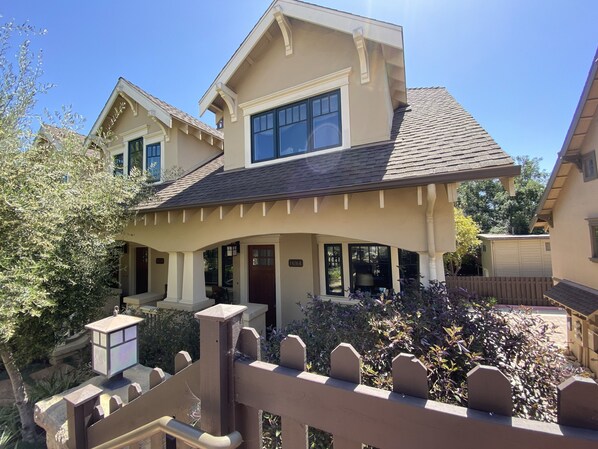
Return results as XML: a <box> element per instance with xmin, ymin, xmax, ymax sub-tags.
<box><xmin>589</xmin><ymin>258</ymin><xmax>598</xmax><ymax>263</ymax></box>
<box><xmin>318</xmin><ymin>295</ymin><xmax>358</xmax><ymax>305</ymax></box>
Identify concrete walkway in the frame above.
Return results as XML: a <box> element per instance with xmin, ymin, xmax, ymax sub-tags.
<box><xmin>496</xmin><ymin>305</ymin><xmax>568</xmax><ymax>349</ymax></box>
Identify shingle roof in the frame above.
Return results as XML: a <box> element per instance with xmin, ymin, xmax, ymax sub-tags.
<box><xmin>140</xmin><ymin>87</ymin><xmax>518</xmax><ymax>211</ymax></box>
<box><xmin>544</xmin><ymin>280</ymin><xmax>598</xmax><ymax>317</ymax></box>
<box><xmin>121</xmin><ymin>78</ymin><xmax>223</xmax><ymax>140</ymax></box>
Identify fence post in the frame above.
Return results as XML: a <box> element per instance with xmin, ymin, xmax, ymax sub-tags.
<box><xmin>195</xmin><ymin>304</ymin><xmax>247</xmax><ymax>437</ymax></box>
<box><xmin>63</xmin><ymin>384</ymin><xmax>103</xmax><ymax>449</ymax></box>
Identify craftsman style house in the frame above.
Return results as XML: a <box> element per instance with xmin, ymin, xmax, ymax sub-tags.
<box><xmin>95</xmin><ymin>0</ymin><xmax>519</xmax><ymax>329</ymax></box>
<box><xmin>533</xmin><ymin>48</ymin><xmax>598</xmax><ymax>374</ymax></box>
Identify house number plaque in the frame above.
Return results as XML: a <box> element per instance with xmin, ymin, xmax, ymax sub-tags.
<box><xmin>288</xmin><ymin>259</ymin><xmax>303</xmax><ymax>267</ymax></box>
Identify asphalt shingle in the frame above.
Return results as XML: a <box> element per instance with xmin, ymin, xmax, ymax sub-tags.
<box><xmin>544</xmin><ymin>280</ymin><xmax>598</xmax><ymax>317</ymax></box>
<box><xmin>140</xmin><ymin>87</ymin><xmax>516</xmax><ymax>211</ymax></box>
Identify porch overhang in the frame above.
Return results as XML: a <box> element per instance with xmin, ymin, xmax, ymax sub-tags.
<box><xmin>544</xmin><ymin>280</ymin><xmax>598</xmax><ymax>319</ymax></box>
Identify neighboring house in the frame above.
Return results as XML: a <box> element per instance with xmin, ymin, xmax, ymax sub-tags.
<box><xmin>96</xmin><ymin>0</ymin><xmax>519</xmax><ymax>329</ymax></box>
<box><xmin>532</xmin><ymin>48</ymin><xmax>598</xmax><ymax>374</ymax></box>
<box><xmin>479</xmin><ymin>234</ymin><xmax>552</xmax><ymax>277</ymax></box>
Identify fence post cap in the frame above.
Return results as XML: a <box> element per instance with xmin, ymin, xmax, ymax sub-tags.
<box><xmin>64</xmin><ymin>384</ymin><xmax>103</xmax><ymax>407</ymax></box>
<box><xmin>195</xmin><ymin>304</ymin><xmax>247</xmax><ymax>322</ymax></box>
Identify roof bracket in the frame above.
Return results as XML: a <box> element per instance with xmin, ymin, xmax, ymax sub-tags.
<box><xmin>562</xmin><ymin>154</ymin><xmax>583</xmax><ymax>172</ymax></box>
<box><xmin>148</xmin><ymin>112</ymin><xmax>171</xmax><ymax>142</ymax></box>
<box><xmin>353</xmin><ymin>28</ymin><xmax>370</xmax><ymax>84</ymax></box>
<box><xmin>499</xmin><ymin>177</ymin><xmax>516</xmax><ymax>197</ymax></box>
<box><xmin>117</xmin><ymin>90</ymin><xmax>138</xmax><ymax>117</ymax></box>
<box><xmin>446</xmin><ymin>182</ymin><xmax>460</xmax><ymax>203</ymax></box>
<box><xmin>216</xmin><ymin>83</ymin><xmax>238</xmax><ymax>123</ymax></box>
<box><xmin>273</xmin><ymin>6</ymin><xmax>293</xmax><ymax>56</ymax></box>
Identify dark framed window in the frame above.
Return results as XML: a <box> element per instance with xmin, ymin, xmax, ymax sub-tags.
<box><xmin>349</xmin><ymin>244</ymin><xmax>392</xmax><ymax>292</ymax></box>
<box><xmin>324</xmin><ymin>244</ymin><xmax>344</xmax><ymax>296</ymax></box>
<box><xmin>398</xmin><ymin>249</ymin><xmax>420</xmax><ymax>282</ymax></box>
<box><xmin>146</xmin><ymin>143</ymin><xmax>161</xmax><ymax>182</ymax></box>
<box><xmin>251</xmin><ymin>90</ymin><xmax>341</xmax><ymax>163</ymax></box>
<box><xmin>221</xmin><ymin>245</ymin><xmax>233</xmax><ymax>288</ymax></box>
<box><xmin>204</xmin><ymin>248</ymin><xmax>218</xmax><ymax>285</ymax></box>
<box><xmin>128</xmin><ymin>137</ymin><xmax>143</xmax><ymax>175</ymax></box>
<box><xmin>582</xmin><ymin>151</ymin><xmax>597</xmax><ymax>182</ymax></box>
<box><xmin>589</xmin><ymin>218</ymin><xmax>598</xmax><ymax>260</ymax></box>
<box><xmin>113</xmin><ymin>153</ymin><xmax>124</xmax><ymax>176</ymax></box>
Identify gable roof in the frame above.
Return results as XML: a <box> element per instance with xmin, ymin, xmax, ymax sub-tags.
<box><xmin>141</xmin><ymin>87</ymin><xmax>518</xmax><ymax>212</ymax></box>
<box><xmin>544</xmin><ymin>279</ymin><xmax>598</xmax><ymax>318</ymax></box>
<box><xmin>532</xmin><ymin>47</ymin><xmax>598</xmax><ymax>229</ymax></box>
<box><xmin>198</xmin><ymin>0</ymin><xmax>407</xmax><ymax>116</ymax></box>
<box><xmin>89</xmin><ymin>77</ymin><xmax>223</xmax><ymax>147</ymax></box>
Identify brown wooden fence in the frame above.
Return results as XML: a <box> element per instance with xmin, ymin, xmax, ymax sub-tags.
<box><xmin>64</xmin><ymin>304</ymin><xmax>598</xmax><ymax>449</ymax></box>
<box><xmin>445</xmin><ymin>276</ymin><xmax>554</xmax><ymax>306</ymax></box>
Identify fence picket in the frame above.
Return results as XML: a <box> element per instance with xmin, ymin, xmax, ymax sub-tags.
<box><xmin>280</xmin><ymin>335</ymin><xmax>308</xmax><ymax>449</ymax></box>
<box><xmin>174</xmin><ymin>351</ymin><xmax>192</xmax><ymax>373</ymax></box>
<box><xmin>467</xmin><ymin>366</ymin><xmax>512</xmax><ymax>416</ymax></box>
<box><xmin>237</xmin><ymin>328</ymin><xmax>263</xmax><ymax>449</ymax></box>
<box><xmin>330</xmin><ymin>344</ymin><xmax>362</xmax><ymax>449</ymax></box>
<box><xmin>392</xmin><ymin>353</ymin><xmax>428</xmax><ymax>399</ymax></box>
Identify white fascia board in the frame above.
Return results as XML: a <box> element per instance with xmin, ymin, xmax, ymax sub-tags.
<box><xmin>88</xmin><ymin>79</ymin><xmax>173</xmax><ymax>140</ymax></box>
<box><xmin>198</xmin><ymin>0</ymin><xmax>404</xmax><ymax>116</ymax></box>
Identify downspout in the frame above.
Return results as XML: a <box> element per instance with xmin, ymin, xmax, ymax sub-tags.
<box><xmin>426</xmin><ymin>184</ymin><xmax>437</xmax><ymax>282</ymax></box>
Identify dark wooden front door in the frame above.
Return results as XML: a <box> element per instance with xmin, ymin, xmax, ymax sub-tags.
<box><xmin>248</xmin><ymin>245</ymin><xmax>276</xmax><ymax>328</ymax></box>
<box><xmin>135</xmin><ymin>247</ymin><xmax>148</xmax><ymax>294</ymax></box>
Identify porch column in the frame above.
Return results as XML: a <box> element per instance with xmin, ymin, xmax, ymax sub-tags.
<box><xmin>158</xmin><ymin>250</ymin><xmax>214</xmax><ymax>312</ymax></box>
<box><xmin>166</xmin><ymin>252</ymin><xmax>183</xmax><ymax>301</ymax></box>
<box><xmin>426</xmin><ymin>184</ymin><xmax>438</xmax><ymax>283</ymax></box>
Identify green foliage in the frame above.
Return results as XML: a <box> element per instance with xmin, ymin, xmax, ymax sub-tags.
<box><xmin>0</xmin><ymin>406</ymin><xmax>20</xmax><ymax>449</ymax></box>
<box><xmin>444</xmin><ymin>208</ymin><xmax>481</xmax><ymax>275</ymax></box>
<box><xmin>133</xmin><ymin>310</ymin><xmax>200</xmax><ymax>374</ymax></box>
<box><xmin>28</xmin><ymin>364</ymin><xmax>94</xmax><ymax>404</ymax></box>
<box><xmin>456</xmin><ymin>155</ymin><xmax>548</xmax><ymax>234</ymax></box>
<box><xmin>263</xmin><ymin>286</ymin><xmax>579</xmax><ymax>430</ymax></box>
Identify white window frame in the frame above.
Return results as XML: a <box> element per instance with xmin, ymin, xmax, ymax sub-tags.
<box><xmin>240</xmin><ymin>67</ymin><xmax>352</xmax><ymax>169</ymax></box>
<box><xmin>108</xmin><ymin>125</ymin><xmax>166</xmax><ymax>183</ymax></box>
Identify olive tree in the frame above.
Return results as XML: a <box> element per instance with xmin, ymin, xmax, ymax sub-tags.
<box><xmin>0</xmin><ymin>23</ymin><xmax>147</xmax><ymax>442</ymax></box>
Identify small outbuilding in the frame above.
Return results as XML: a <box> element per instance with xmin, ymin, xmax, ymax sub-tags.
<box><xmin>479</xmin><ymin>234</ymin><xmax>552</xmax><ymax>277</ymax></box>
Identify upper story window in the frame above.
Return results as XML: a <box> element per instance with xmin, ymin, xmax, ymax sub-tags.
<box><xmin>251</xmin><ymin>90</ymin><xmax>341</xmax><ymax>163</ymax></box>
<box><xmin>146</xmin><ymin>143</ymin><xmax>161</xmax><ymax>182</ymax></box>
<box><xmin>113</xmin><ymin>153</ymin><xmax>124</xmax><ymax>176</ymax></box>
<box><xmin>128</xmin><ymin>138</ymin><xmax>143</xmax><ymax>175</ymax></box>
<box><xmin>582</xmin><ymin>151</ymin><xmax>597</xmax><ymax>182</ymax></box>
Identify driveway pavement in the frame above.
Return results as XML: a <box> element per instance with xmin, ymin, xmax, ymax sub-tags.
<box><xmin>496</xmin><ymin>305</ymin><xmax>568</xmax><ymax>349</ymax></box>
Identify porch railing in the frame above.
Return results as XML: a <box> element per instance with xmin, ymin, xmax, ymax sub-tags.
<box><xmin>65</xmin><ymin>304</ymin><xmax>598</xmax><ymax>449</ymax></box>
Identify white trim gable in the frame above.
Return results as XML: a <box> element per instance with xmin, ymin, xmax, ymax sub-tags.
<box><xmin>198</xmin><ymin>0</ymin><xmax>406</xmax><ymax>116</ymax></box>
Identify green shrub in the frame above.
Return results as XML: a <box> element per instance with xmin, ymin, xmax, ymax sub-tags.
<box><xmin>133</xmin><ymin>310</ymin><xmax>199</xmax><ymax>374</ymax></box>
<box><xmin>263</xmin><ymin>284</ymin><xmax>580</xmax><ymax>427</ymax></box>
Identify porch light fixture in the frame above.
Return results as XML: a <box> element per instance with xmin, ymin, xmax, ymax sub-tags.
<box><xmin>85</xmin><ymin>307</ymin><xmax>144</xmax><ymax>379</ymax></box>
<box><xmin>226</xmin><ymin>241</ymin><xmax>240</xmax><ymax>257</ymax></box>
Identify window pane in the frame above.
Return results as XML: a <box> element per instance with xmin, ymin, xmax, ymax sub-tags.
<box><xmin>349</xmin><ymin>244</ymin><xmax>392</xmax><ymax>292</ymax></box>
<box><xmin>593</xmin><ymin>226</ymin><xmax>598</xmax><ymax>258</ymax></box>
<box><xmin>325</xmin><ymin>244</ymin><xmax>344</xmax><ymax>296</ymax></box>
<box><xmin>312</xmin><ymin>99</ymin><xmax>321</xmax><ymax>116</ymax></box>
<box><xmin>253</xmin><ymin>116</ymin><xmax>261</xmax><ymax>132</ymax></box>
<box><xmin>279</xmin><ymin>121</ymin><xmax>308</xmax><ymax>156</ymax></box>
<box><xmin>253</xmin><ymin>129</ymin><xmax>275</xmax><ymax>161</ymax></box>
<box><xmin>330</xmin><ymin>93</ymin><xmax>339</xmax><ymax>112</ymax></box>
<box><xmin>128</xmin><ymin>138</ymin><xmax>143</xmax><ymax>174</ymax></box>
<box><xmin>204</xmin><ymin>248</ymin><xmax>218</xmax><ymax>285</ymax></box>
<box><xmin>322</xmin><ymin>96</ymin><xmax>329</xmax><ymax>114</ymax></box>
<box><xmin>146</xmin><ymin>143</ymin><xmax>161</xmax><ymax>182</ymax></box>
<box><xmin>221</xmin><ymin>246</ymin><xmax>233</xmax><ymax>288</ymax></box>
<box><xmin>399</xmin><ymin>249</ymin><xmax>420</xmax><ymax>283</ymax></box>
<box><xmin>312</xmin><ymin>112</ymin><xmax>341</xmax><ymax>150</ymax></box>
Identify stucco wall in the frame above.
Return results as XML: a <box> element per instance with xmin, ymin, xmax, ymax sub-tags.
<box><xmin>150</xmin><ymin>249</ymin><xmax>169</xmax><ymax>296</ymax></box>
<box><xmin>279</xmin><ymin>234</ymin><xmax>318</xmax><ymax>324</ymax></box>
<box><xmin>550</xmin><ymin>113</ymin><xmax>598</xmax><ymax>289</ymax></box>
<box><xmin>222</xmin><ymin>19</ymin><xmax>393</xmax><ymax>170</ymax></box>
<box><xmin>175</xmin><ymin>129</ymin><xmax>222</xmax><ymax>174</ymax></box>
<box><xmin>127</xmin><ymin>187</ymin><xmax>455</xmax><ymax>255</ymax></box>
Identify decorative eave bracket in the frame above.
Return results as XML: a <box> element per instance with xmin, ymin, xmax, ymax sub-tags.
<box><xmin>562</xmin><ymin>154</ymin><xmax>583</xmax><ymax>173</ymax></box>
<box><xmin>216</xmin><ymin>83</ymin><xmax>238</xmax><ymax>123</ymax></box>
<box><xmin>273</xmin><ymin>6</ymin><xmax>293</xmax><ymax>56</ymax></box>
<box><xmin>148</xmin><ymin>111</ymin><xmax>171</xmax><ymax>142</ymax></box>
<box><xmin>499</xmin><ymin>177</ymin><xmax>516</xmax><ymax>197</ymax></box>
<box><xmin>353</xmin><ymin>28</ymin><xmax>370</xmax><ymax>84</ymax></box>
<box><xmin>116</xmin><ymin>89</ymin><xmax>138</xmax><ymax>116</ymax></box>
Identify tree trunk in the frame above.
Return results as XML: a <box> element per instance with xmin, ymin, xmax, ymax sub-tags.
<box><xmin>0</xmin><ymin>346</ymin><xmax>37</xmax><ymax>443</ymax></box>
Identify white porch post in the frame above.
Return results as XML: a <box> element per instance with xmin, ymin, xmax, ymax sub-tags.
<box><xmin>426</xmin><ymin>184</ymin><xmax>438</xmax><ymax>283</ymax></box>
<box><xmin>182</xmin><ymin>250</ymin><xmax>206</xmax><ymax>305</ymax></box>
<box><xmin>158</xmin><ymin>250</ymin><xmax>214</xmax><ymax>311</ymax></box>
<box><xmin>166</xmin><ymin>252</ymin><xmax>183</xmax><ymax>301</ymax></box>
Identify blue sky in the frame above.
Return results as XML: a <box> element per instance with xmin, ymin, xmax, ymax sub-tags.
<box><xmin>3</xmin><ymin>0</ymin><xmax>597</xmax><ymax>173</ymax></box>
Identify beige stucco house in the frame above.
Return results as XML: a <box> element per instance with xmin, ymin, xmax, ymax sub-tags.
<box><xmin>97</xmin><ymin>0</ymin><xmax>519</xmax><ymax>329</ymax></box>
<box><xmin>532</xmin><ymin>48</ymin><xmax>598</xmax><ymax>374</ymax></box>
<box><xmin>479</xmin><ymin>234</ymin><xmax>552</xmax><ymax>277</ymax></box>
